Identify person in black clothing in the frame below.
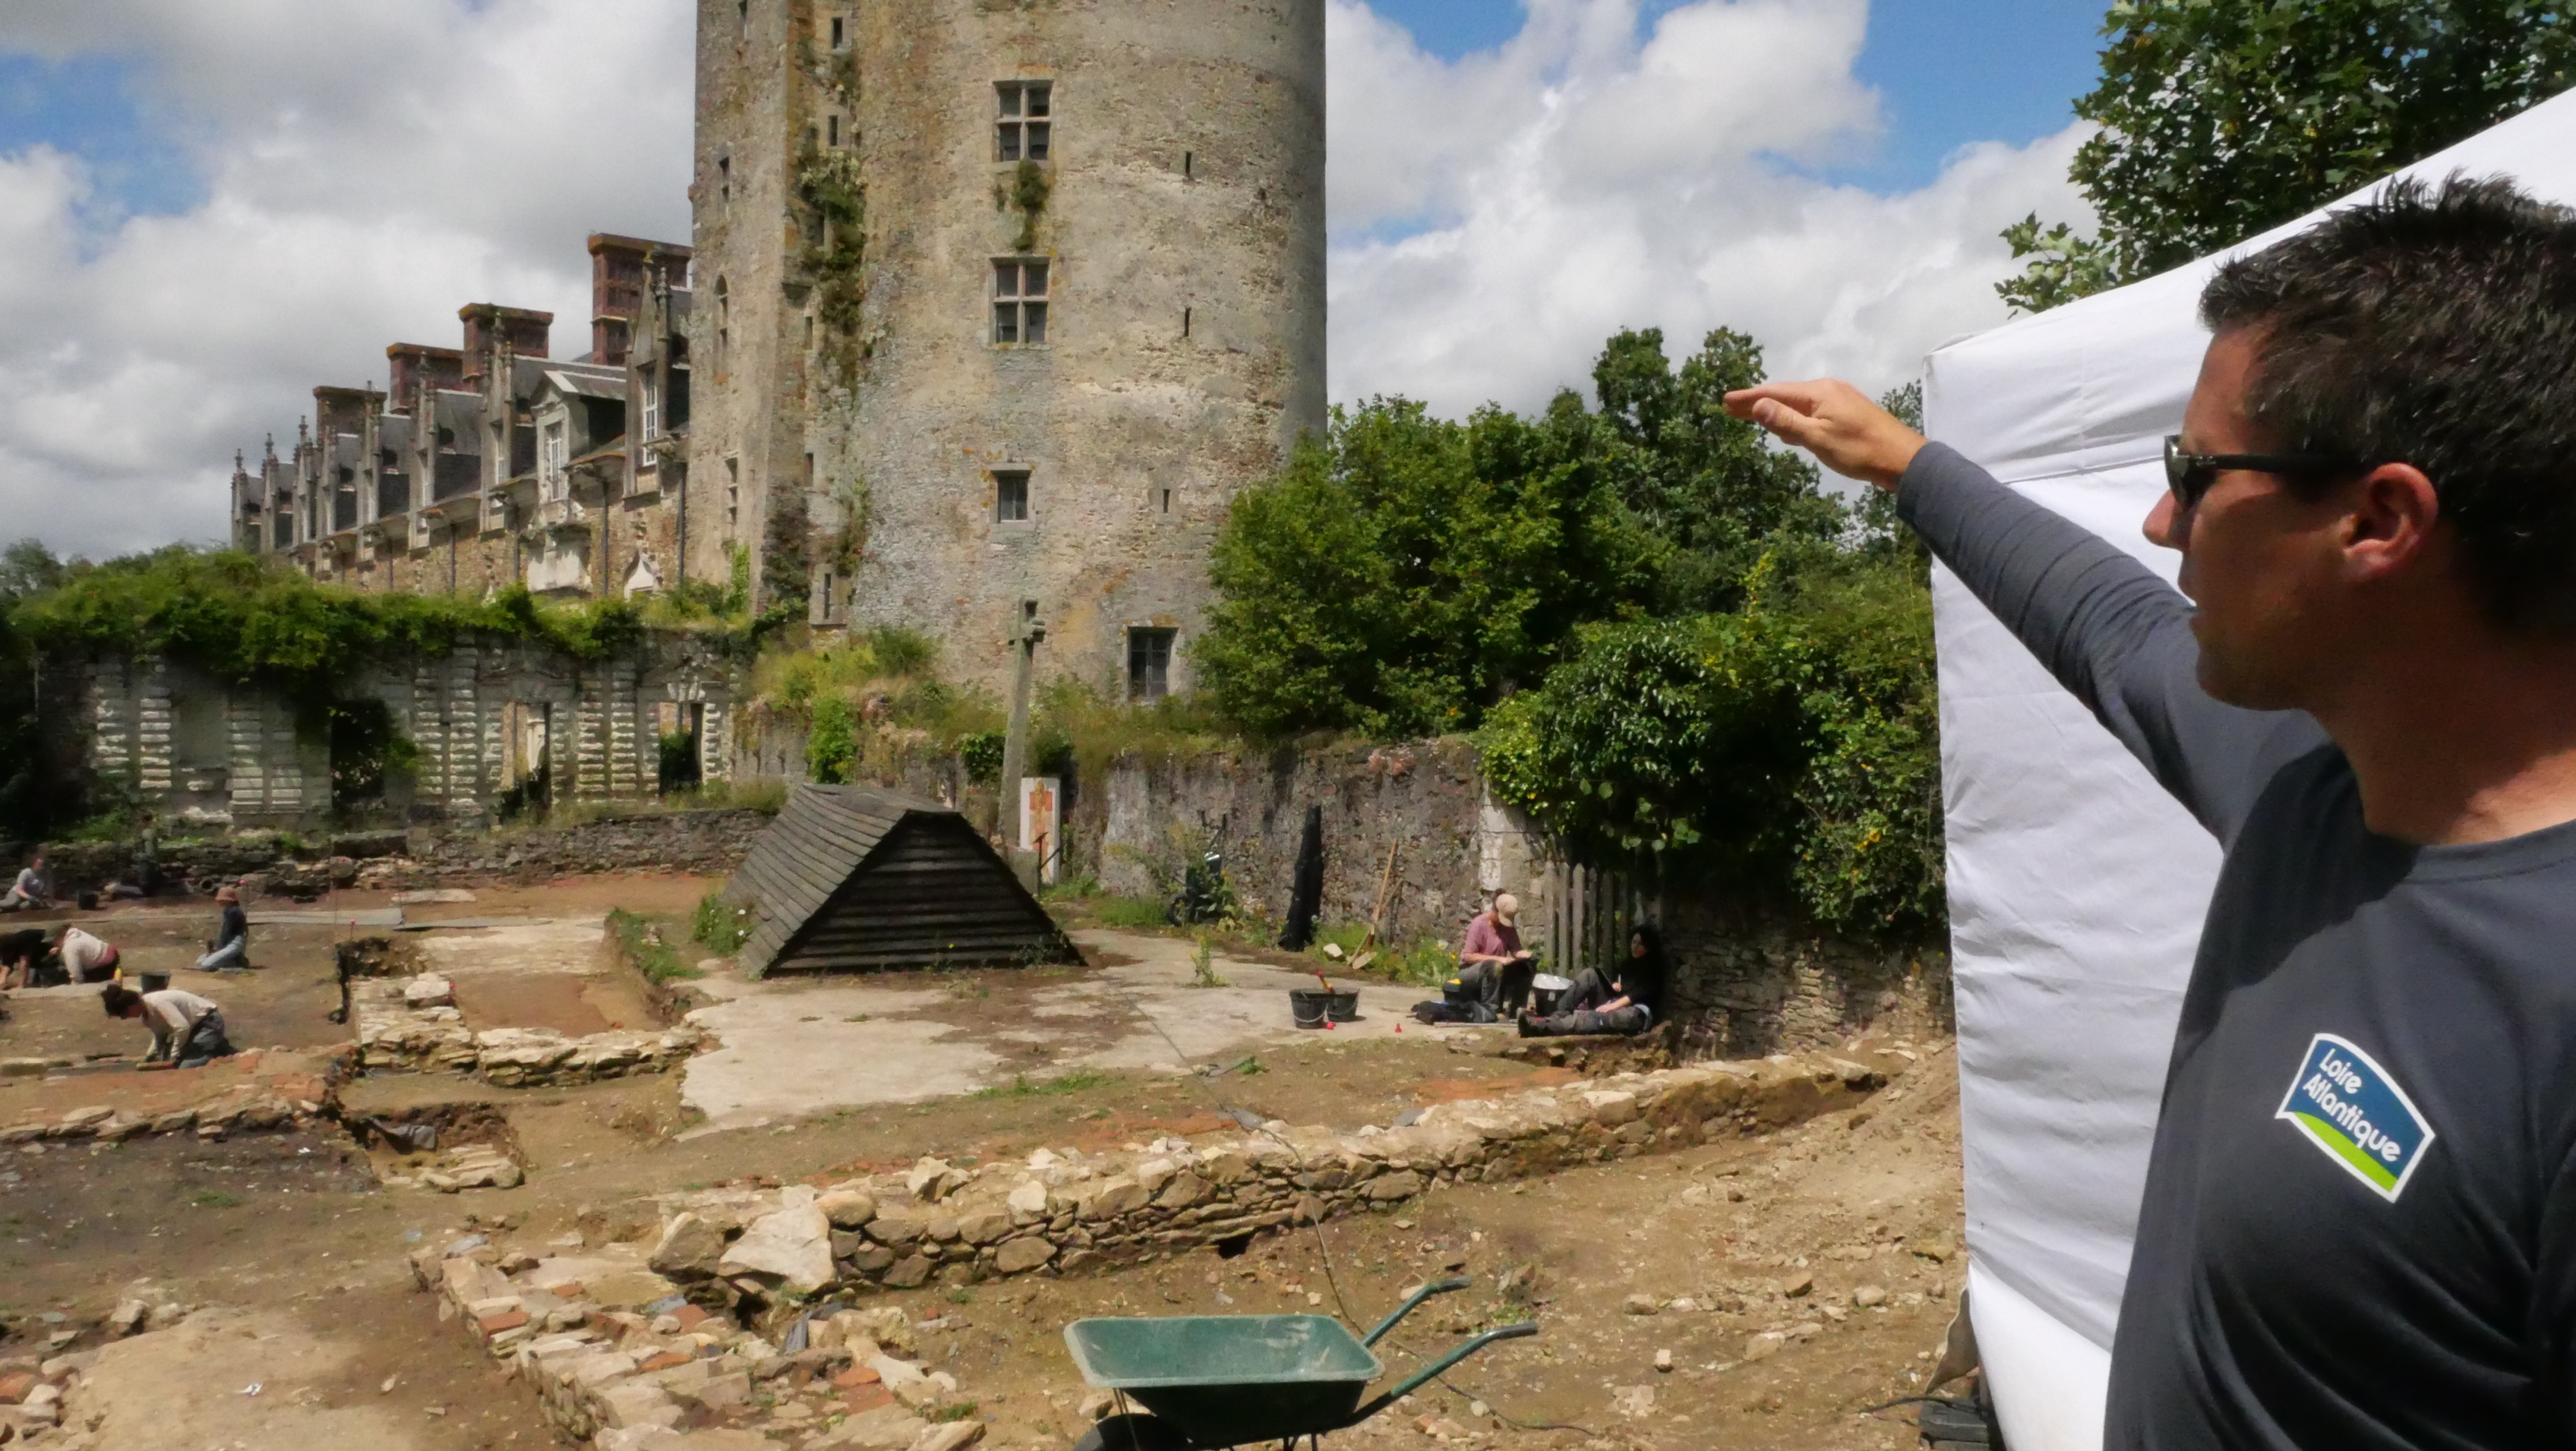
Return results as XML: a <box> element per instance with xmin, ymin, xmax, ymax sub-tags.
<box><xmin>1727</xmin><ymin>176</ymin><xmax>2576</xmax><ymax>1450</ymax></box>
<box><xmin>0</xmin><ymin>928</ymin><xmax>47</xmax><ymax>990</ymax></box>
<box><xmin>1520</xmin><ymin>924</ymin><xmax>1663</xmax><ymax>1037</ymax></box>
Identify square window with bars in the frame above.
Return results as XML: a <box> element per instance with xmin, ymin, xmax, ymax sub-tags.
<box><xmin>1127</xmin><ymin>627</ymin><xmax>1176</xmax><ymax>702</ymax></box>
<box><xmin>993</xmin><ymin>468</ymin><xmax>1030</xmax><ymax>522</ymax></box>
<box><xmin>996</xmin><ymin>81</ymin><xmax>1051</xmax><ymax>161</ymax></box>
<box><xmin>993</xmin><ymin>259</ymin><xmax>1048</xmax><ymax>344</ymax></box>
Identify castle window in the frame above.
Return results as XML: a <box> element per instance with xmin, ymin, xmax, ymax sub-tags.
<box><xmin>993</xmin><ymin>468</ymin><xmax>1030</xmax><ymax>523</ymax></box>
<box><xmin>1127</xmin><ymin>628</ymin><xmax>1176</xmax><ymax>702</ymax></box>
<box><xmin>830</xmin><ymin>15</ymin><xmax>846</xmax><ymax>48</ymax></box>
<box><xmin>641</xmin><ymin>373</ymin><xmax>660</xmax><ymax>440</ymax></box>
<box><xmin>828</xmin><ymin>114</ymin><xmax>841</xmax><ymax>147</ymax></box>
<box><xmin>996</xmin><ymin>82</ymin><xmax>1051</xmax><ymax>162</ymax></box>
<box><xmin>993</xmin><ymin>259</ymin><xmax>1047</xmax><ymax>344</ymax></box>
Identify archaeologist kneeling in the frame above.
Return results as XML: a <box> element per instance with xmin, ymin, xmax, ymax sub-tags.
<box><xmin>1519</xmin><ymin>924</ymin><xmax>1668</xmax><ymax>1038</ymax></box>
<box><xmin>101</xmin><ymin>981</ymin><xmax>237</xmax><ymax>1068</ymax></box>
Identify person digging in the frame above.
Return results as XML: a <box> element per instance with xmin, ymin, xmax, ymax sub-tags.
<box><xmin>1519</xmin><ymin>922</ymin><xmax>1666</xmax><ymax>1037</ymax></box>
<box><xmin>196</xmin><ymin>884</ymin><xmax>250</xmax><ymax>973</ymax></box>
<box><xmin>101</xmin><ymin>981</ymin><xmax>236</xmax><ymax>1069</ymax></box>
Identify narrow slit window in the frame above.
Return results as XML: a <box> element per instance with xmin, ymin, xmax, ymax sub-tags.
<box><xmin>829</xmin><ymin>15</ymin><xmax>845</xmax><ymax>47</ymax></box>
<box><xmin>1127</xmin><ymin>628</ymin><xmax>1176</xmax><ymax>702</ymax></box>
<box><xmin>993</xmin><ymin>258</ymin><xmax>1048</xmax><ymax>344</ymax></box>
<box><xmin>828</xmin><ymin>114</ymin><xmax>840</xmax><ymax>146</ymax></box>
<box><xmin>993</xmin><ymin>468</ymin><xmax>1030</xmax><ymax>523</ymax></box>
<box><xmin>997</xmin><ymin>82</ymin><xmax>1053</xmax><ymax>162</ymax></box>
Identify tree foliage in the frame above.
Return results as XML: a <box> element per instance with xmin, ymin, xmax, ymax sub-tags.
<box><xmin>2001</xmin><ymin>0</ymin><xmax>2576</xmax><ymax>313</ymax></box>
<box><xmin>1198</xmin><ymin>331</ymin><xmax>1944</xmax><ymax>938</ymax></box>
<box><xmin>1194</xmin><ymin>397</ymin><xmax>1659</xmax><ymax>739</ymax></box>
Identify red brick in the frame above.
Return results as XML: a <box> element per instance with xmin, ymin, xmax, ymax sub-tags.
<box><xmin>841</xmin><ymin>1383</ymin><xmax>896</xmax><ymax>1414</ymax></box>
<box><xmin>673</xmin><ymin>1305</ymin><xmax>710</xmax><ymax>1330</ymax></box>
<box><xmin>476</xmin><ymin>1311</ymin><xmax>529</xmax><ymax>1336</ymax></box>
<box><xmin>0</xmin><ymin>1371</ymin><xmax>33</xmax><ymax>1404</ymax></box>
<box><xmin>832</xmin><ymin>1366</ymin><xmax>883</xmax><ymax>1389</ymax></box>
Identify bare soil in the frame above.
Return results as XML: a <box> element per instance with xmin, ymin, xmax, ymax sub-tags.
<box><xmin>0</xmin><ymin>872</ymin><xmax>1966</xmax><ymax>1450</ymax></box>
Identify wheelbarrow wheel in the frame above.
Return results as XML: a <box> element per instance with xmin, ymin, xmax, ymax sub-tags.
<box><xmin>1073</xmin><ymin>1412</ymin><xmax>1195</xmax><ymax>1451</ymax></box>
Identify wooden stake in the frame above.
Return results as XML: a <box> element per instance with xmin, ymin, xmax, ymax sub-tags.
<box><xmin>1361</xmin><ymin>841</ymin><xmax>1401</xmax><ymax>951</ymax></box>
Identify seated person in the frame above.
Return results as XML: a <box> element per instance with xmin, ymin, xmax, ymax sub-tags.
<box><xmin>100</xmin><ymin>982</ymin><xmax>236</xmax><ymax>1067</ymax></box>
<box><xmin>1520</xmin><ymin>923</ymin><xmax>1667</xmax><ymax>1037</ymax></box>
<box><xmin>196</xmin><ymin>886</ymin><xmax>250</xmax><ymax>972</ymax></box>
<box><xmin>0</xmin><ymin>928</ymin><xmax>47</xmax><ymax>989</ymax></box>
<box><xmin>0</xmin><ymin>854</ymin><xmax>49</xmax><ymax>913</ymax></box>
<box><xmin>1452</xmin><ymin>893</ymin><xmax>1536</xmax><ymax>1014</ymax></box>
<box><xmin>53</xmin><ymin>926</ymin><xmax>119</xmax><ymax>985</ymax></box>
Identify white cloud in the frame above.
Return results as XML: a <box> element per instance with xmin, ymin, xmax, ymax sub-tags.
<box><xmin>0</xmin><ymin>0</ymin><xmax>693</xmax><ymax>558</ymax></box>
<box><xmin>0</xmin><ymin>0</ymin><xmax>2085</xmax><ymax>557</ymax></box>
<box><xmin>1326</xmin><ymin>0</ymin><xmax>2093</xmax><ymax>416</ymax></box>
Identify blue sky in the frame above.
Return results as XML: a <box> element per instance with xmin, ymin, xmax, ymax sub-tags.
<box><xmin>0</xmin><ymin>52</ymin><xmax>201</xmax><ymax>224</ymax></box>
<box><xmin>1366</xmin><ymin>0</ymin><xmax>2106</xmax><ymax>191</ymax></box>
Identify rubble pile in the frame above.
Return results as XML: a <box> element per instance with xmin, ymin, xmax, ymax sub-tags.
<box><xmin>416</xmin><ymin>1223</ymin><xmax>989</xmax><ymax>1451</ymax></box>
<box><xmin>625</xmin><ymin>1049</ymin><xmax>1907</xmax><ymax>1299</ymax></box>
<box><xmin>353</xmin><ymin>972</ymin><xmax>703</xmax><ymax>1086</ymax></box>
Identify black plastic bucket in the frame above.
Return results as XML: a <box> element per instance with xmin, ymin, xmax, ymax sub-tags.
<box><xmin>137</xmin><ymin>970</ymin><xmax>172</xmax><ymax>995</ymax></box>
<box><xmin>1324</xmin><ymin>989</ymin><xmax>1359</xmax><ymax>1023</ymax></box>
<box><xmin>1289</xmin><ymin>989</ymin><xmax>1330</xmax><ymax>1028</ymax></box>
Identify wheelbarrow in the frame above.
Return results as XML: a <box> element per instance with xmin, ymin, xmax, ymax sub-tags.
<box><xmin>1064</xmin><ymin>1278</ymin><xmax>1537</xmax><ymax>1451</ymax></box>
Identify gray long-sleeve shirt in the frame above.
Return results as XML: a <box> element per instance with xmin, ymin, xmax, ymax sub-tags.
<box><xmin>1899</xmin><ymin>442</ymin><xmax>2576</xmax><ymax>1448</ymax></box>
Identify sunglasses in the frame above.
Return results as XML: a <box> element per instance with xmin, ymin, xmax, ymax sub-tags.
<box><xmin>2162</xmin><ymin>435</ymin><xmax>2364</xmax><ymax>512</ymax></box>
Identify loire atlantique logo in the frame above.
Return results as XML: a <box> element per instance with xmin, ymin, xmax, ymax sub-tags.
<box><xmin>2275</xmin><ymin>1033</ymin><xmax>2435</xmax><ymax>1203</ymax></box>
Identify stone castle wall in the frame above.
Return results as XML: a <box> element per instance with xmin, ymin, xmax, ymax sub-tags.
<box><xmin>693</xmin><ymin>0</ymin><xmax>1327</xmax><ymax>694</ymax></box>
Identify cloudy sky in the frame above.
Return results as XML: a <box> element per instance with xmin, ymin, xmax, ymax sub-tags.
<box><xmin>0</xmin><ymin>0</ymin><xmax>2100</xmax><ymax>559</ymax></box>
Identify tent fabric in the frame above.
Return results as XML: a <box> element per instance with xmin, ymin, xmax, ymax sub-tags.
<box><xmin>1919</xmin><ymin>86</ymin><xmax>2576</xmax><ymax>1451</ymax></box>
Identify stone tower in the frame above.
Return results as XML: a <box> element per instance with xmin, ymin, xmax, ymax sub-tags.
<box><xmin>690</xmin><ymin>0</ymin><xmax>1326</xmax><ymax>697</ymax></box>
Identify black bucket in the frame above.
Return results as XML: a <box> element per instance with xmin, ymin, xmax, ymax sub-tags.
<box><xmin>1289</xmin><ymin>989</ymin><xmax>1330</xmax><ymax>1028</ymax></box>
<box><xmin>137</xmin><ymin>970</ymin><xmax>172</xmax><ymax>995</ymax></box>
<box><xmin>1325</xmin><ymin>989</ymin><xmax>1359</xmax><ymax>1023</ymax></box>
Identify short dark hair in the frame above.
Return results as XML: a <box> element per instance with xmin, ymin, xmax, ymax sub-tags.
<box><xmin>100</xmin><ymin>983</ymin><xmax>137</xmax><ymax>1017</ymax></box>
<box><xmin>2201</xmin><ymin>173</ymin><xmax>2576</xmax><ymax>634</ymax></box>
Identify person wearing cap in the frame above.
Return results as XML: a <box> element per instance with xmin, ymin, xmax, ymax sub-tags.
<box><xmin>1455</xmin><ymin>892</ymin><xmax>1536</xmax><ymax>1015</ymax></box>
<box><xmin>100</xmin><ymin>981</ymin><xmax>235</xmax><ymax>1066</ymax></box>
<box><xmin>195</xmin><ymin>886</ymin><xmax>249</xmax><ymax>973</ymax></box>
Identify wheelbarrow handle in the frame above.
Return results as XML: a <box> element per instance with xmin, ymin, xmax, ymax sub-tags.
<box><xmin>1362</xmin><ymin>1277</ymin><xmax>1473</xmax><ymax>1347</ymax></box>
<box><xmin>1345</xmin><ymin>1321</ymin><xmax>1540</xmax><ymax>1426</ymax></box>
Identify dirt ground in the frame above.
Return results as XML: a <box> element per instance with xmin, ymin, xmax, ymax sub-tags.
<box><xmin>0</xmin><ymin>873</ymin><xmax>1966</xmax><ymax>1450</ymax></box>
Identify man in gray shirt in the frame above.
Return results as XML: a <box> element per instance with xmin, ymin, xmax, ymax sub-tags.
<box><xmin>1728</xmin><ymin>175</ymin><xmax>2576</xmax><ymax>1447</ymax></box>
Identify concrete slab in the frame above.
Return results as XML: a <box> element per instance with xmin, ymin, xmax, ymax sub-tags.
<box><xmin>675</xmin><ymin>928</ymin><xmax>1462</xmax><ymax>1131</ymax></box>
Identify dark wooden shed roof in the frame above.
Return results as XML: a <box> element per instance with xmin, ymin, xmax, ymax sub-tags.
<box><xmin>722</xmin><ymin>784</ymin><xmax>1078</xmax><ymax>977</ymax></box>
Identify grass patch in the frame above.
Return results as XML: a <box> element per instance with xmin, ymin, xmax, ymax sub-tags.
<box><xmin>972</xmin><ymin>1069</ymin><xmax>1110</xmax><ymax>1100</ymax></box>
<box><xmin>694</xmin><ymin>889</ymin><xmax>754</xmax><ymax>955</ymax></box>
<box><xmin>610</xmin><ymin>908</ymin><xmax>704</xmax><ymax>984</ymax></box>
<box><xmin>1091</xmin><ymin>895</ymin><xmax>1168</xmax><ymax>930</ymax></box>
<box><xmin>929</xmin><ymin>1402</ymin><xmax>981</xmax><ymax>1424</ymax></box>
<box><xmin>189</xmin><ymin>1190</ymin><xmax>242</xmax><ymax>1210</ymax></box>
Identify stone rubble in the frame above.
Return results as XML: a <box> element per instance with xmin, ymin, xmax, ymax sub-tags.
<box><xmin>0</xmin><ymin>1059</ymin><xmax>336</xmax><ymax>1147</ymax></box>
<box><xmin>354</xmin><ymin>972</ymin><xmax>704</xmax><ymax>1086</ymax></box>
<box><xmin>416</xmin><ymin>1229</ymin><xmax>983</xmax><ymax>1451</ymax></box>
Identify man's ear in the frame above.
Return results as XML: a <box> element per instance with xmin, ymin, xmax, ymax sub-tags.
<box><xmin>2341</xmin><ymin>463</ymin><xmax>2442</xmax><ymax>583</ymax></box>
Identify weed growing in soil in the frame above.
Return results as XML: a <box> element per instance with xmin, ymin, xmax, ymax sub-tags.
<box><xmin>693</xmin><ymin>890</ymin><xmax>754</xmax><ymax>954</ymax></box>
<box><xmin>1091</xmin><ymin>895</ymin><xmax>1166</xmax><ymax>930</ymax></box>
<box><xmin>611</xmin><ymin>908</ymin><xmax>705</xmax><ymax>984</ymax></box>
<box><xmin>931</xmin><ymin>1401</ymin><xmax>981</xmax><ymax>1423</ymax></box>
<box><xmin>972</xmin><ymin>1070</ymin><xmax>1109</xmax><ymax>1100</ymax></box>
<box><xmin>1190</xmin><ymin>934</ymin><xmax>1227</xmax><ymax>988</ymax></box>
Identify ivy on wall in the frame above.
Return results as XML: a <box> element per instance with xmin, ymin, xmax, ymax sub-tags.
<box><xmin>797</xmin><ymin>148</ymin><xmax>871</xmax><ymax>377</ymax></box>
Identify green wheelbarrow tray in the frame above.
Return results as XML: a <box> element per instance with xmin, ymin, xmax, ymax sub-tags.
<box><xmin>1064</xmin><ymin>1278</ymin><xmax>1538</xmax><ymax>1448</ymax></box>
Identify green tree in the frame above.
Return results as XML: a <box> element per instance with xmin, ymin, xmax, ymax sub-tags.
<box><xmin>1194</xmin><ymin>398</ymin><xmax>1658</xmax><ymax>739</ymax></box>
<box><xmin>2001</xmin><ymin>0</ymin><xmax>2576</xmax><ymax>313</ymax></box>
<box><xmin>1586</xmin><ymin>327</ymin><xmax>1842</xmax><ymax>610</ymax></box>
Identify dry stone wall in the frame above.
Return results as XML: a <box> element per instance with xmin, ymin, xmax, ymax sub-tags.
<box><xmin>353</xmin><ymin>972</ymin><xmax>703</xmax><ymax>1088</ymax></box>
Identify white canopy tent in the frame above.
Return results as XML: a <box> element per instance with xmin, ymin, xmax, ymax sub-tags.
<box><xmin>1919</xmin><ymin>87</ymin><xmax>2576</xmax><ymax>1451</ymax></box>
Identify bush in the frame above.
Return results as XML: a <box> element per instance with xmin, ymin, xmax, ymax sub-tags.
<box><xmin>611</xmin><ymin>908</ymin><xmax>704</xmax><ymax>984</ymax></box>
<box><xmin>808</xmin><ymin>695</ymin><xmax>856</xmax><ymax>784</ymax></box>
<box><xmin>693</xmin><ymin>890</ymin><xmax>755</xmax><ymax>954</ymax></box>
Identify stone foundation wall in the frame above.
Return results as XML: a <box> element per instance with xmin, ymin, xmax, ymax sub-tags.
<box><xmin>1659</xmin><ymin>899</ymin><xmax>1951</xmax><ymax>1058</ymax></box>
<box><xmin>352</xmin><ymin>973</ymin><xmax>703</xmax><ymax>1086</ymax></box>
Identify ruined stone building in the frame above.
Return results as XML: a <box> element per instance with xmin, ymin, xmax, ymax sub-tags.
<box><xmin>231</xmin><ymin>234</ymin><xmax>697</xmax><ymax>600</ymax></box>
<box><xmin>693</xmin><ymin>0</ymin><xmax>1326</xmax><ymax>696</ymax></box>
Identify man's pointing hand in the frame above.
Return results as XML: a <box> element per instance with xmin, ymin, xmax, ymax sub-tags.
<box><xmin>1722</xmin><ymin>379</ymin><xmax>1926</xmax><ymax>494</ymax></box>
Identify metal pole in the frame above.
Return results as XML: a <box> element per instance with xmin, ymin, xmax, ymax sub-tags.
<box><xmin>997</xmin><ymin>598</ymin><xmax>1042</xmax><ymax>859</ymax></box>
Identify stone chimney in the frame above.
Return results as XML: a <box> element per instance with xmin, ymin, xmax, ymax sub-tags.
<box><xmin>459</xmin><ymin>303</ymin><xmax>553</xmax><ymax>386</ymax></box>
<box><xmin>386</xmin><ymin>343</ymin><xmax>465</xmax><ymax>411</ymax></box>
<box><xmin>587</xmin><ymin>234</ymin><xmax>693</xmax><ymax>366</ymax></box>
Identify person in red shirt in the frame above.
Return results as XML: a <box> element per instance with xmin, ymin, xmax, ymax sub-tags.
<box><xmin>1456</xmin><ymin>893</ymin><xmax>1535</xmax><ymax>1014</ymax></box>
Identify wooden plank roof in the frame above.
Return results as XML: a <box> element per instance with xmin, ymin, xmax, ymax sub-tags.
<box><xmin>722</xmin><ymin>783</ymin><xmax>1074</xmax><ymax>976</ymax></box>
